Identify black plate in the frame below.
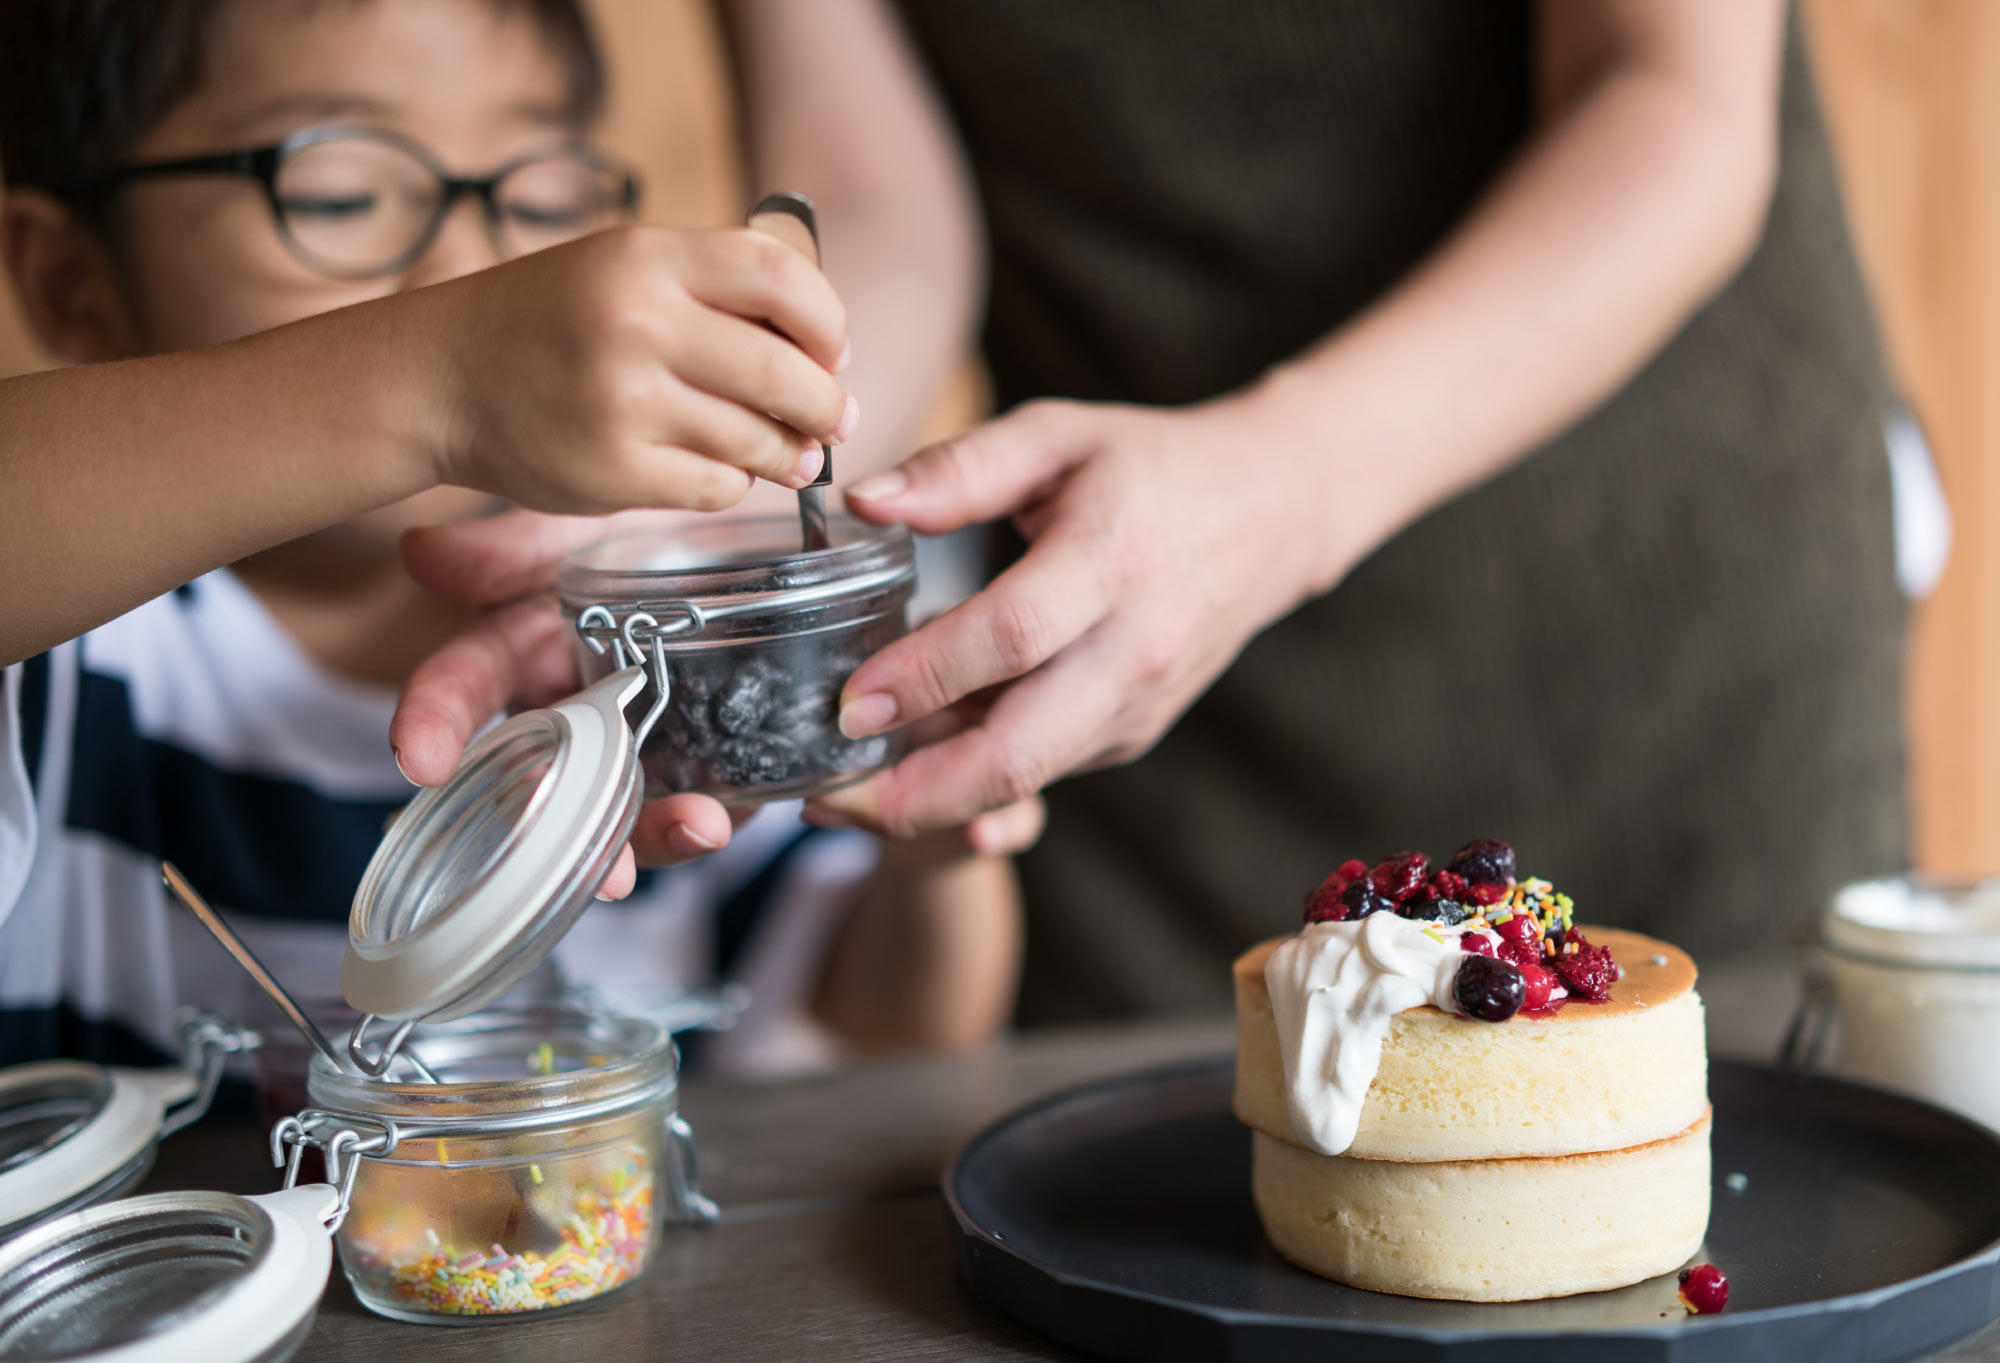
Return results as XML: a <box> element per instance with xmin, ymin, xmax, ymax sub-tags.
<box><xmin>944</xmin><ymin>1058</ymin><xmax>2000</xmax><ymax>1362</ymax></box>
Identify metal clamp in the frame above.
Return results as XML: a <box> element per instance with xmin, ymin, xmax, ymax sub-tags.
<box><xmin>1778</xmin><ymin>953</ymin><xmax>1838</xmax><ymax>1078</ymax></box>
<box><xmin>575</xmin><ymin>605</ymin><xmax>675</xmax><ymax>747</ymax></box>
<box><xmin>160</xmin><ymin>1009</ymin><xmax>260</xmax><ymax>1138</ymax></box>
<box><xmin>346</xmin><ymin>1014</ymin><xmax>441</xmax><ymax>1084</ymax></box>
<box><xmin>664</xmin><ymin>1111</ymin><xmax>719</xmax><ymax>1227</ymax></box>
<box><xmin>272</xmin><ymin>1110</ymin><xmax>401</xmax><ymax>1233</ymax></box>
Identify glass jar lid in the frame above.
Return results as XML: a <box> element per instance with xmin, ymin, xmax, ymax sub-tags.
<box><xmin>342</xmin><ymin>666</ymin><xmax>650</xmax><ymax>1028</ymax></box>
<box><xmin>1825</xmin><ymin>875</ymin><xmax>2000</xmax><ymax>970</ymax></box>
<box><xmin>559</xmin><ymin>514</ymin><xmax>915</xmax><ymax>646</ymax></box>
<box><xmin>0</xmin><ymin>1185</ymin><xmax>338</xmax><ymax>1363</ymax></box>
<box><xmin>0</xmin><ymin>1015</ymin><xmax>247</xmax><ymax>1243</ymax></box>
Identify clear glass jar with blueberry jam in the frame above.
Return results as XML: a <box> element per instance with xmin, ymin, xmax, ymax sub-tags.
<box><xmin>558</xmin><ymin>515</ymin><xmax>915</xmax><ymax>804</ymax></box>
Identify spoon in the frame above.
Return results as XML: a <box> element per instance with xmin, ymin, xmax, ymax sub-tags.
<box><xmin>747</xmin><ymin>191</ymin><xmax>834</xmax><ymax>552</ymax></box>
<box><xmin>161</xmin><ymin>860</ymin><xmax>440</xmax><ymax>1082</ymax></box>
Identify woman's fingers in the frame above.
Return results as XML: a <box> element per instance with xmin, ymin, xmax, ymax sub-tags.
<box><xmin>400</xmin><ymin>509</ymin><xmax>692</xmax><ymax>605</ymax></box>
<box><xmin>627</xmin><ymin>793</ymin><xmax>740</xmax><ymax>865</ymax></box>
<box><xmin>389</xmin><ymin>594</ymin><xmax>571</xmax><ymax>785</ymax></box>
<box><xmin>837</xmin><ymin>526</ymin><xmax>1112</xmax><ymax>739</ymax></box>
<box><xmin>968</xmin><ymin>795</ymin><xmax>1047</xmax><ymax>856</ymax></box>
<box><xmin>595</xmin><ymin>845</ymin><xmax>638</xmax><ymax>900</ymax></box>
<box><xmin>844</xmin><ymin>400</ymin><xmax>1100</xmax><ymax>534</ymax></box>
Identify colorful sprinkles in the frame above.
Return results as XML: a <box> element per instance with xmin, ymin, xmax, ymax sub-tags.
<box><xmin>370</xmin><ymin>1157</ymin><xmax>655</xmax><ymax>1315</ymax></box>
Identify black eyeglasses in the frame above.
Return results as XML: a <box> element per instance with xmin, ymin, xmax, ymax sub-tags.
<box><xmin>109</xmin><ymin>124</ymin><xmax>641</xmax><ymax>279</ymax></box>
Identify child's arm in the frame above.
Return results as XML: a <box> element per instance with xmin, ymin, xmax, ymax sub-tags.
<box><xmin>810</xmin><ymin>799</ymin><xmax>1040</xmax><ymax>1053</ymax></box>
<box><xmin>0</xmin><ymin>226</ymin><xmax>852</xmax><ymax>668</ymax></box>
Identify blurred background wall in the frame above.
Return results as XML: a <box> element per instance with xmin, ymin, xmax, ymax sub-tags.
<box><xmin>0</xmin><ymin>0</ymin><xmax>1989</xmax><ymax>874</ymax></box>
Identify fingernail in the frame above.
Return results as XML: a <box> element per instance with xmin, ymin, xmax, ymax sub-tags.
<box><xmin>793</xmin><ymin>444</ymin><xmax>825</xmax><ymax>488</ymax></box>
<box><xmin>594</xmin><ymin>890</ymin><xmax>614</xmax><ymax>902</ymax></box>
<box><xmin>392</xmin><ymin>745</ymin><xmax>417</xmax><ymax>786</ymax></box>
<box><xmin>839</xmin><ymin>691</ymin><xmax>898</xmax><ymax>739</ymax></box>
<box><xmin>847</xmin><ymin>469</ymin><xmax>907</xmax><ymax>502</ymax></box>
<box><xmin>666</xmin><ymin>822</ymin><xmax>719</xmax><ymax>856</ymax></box>
<box><xmin>831</xmin><ymin>395</ymin><xmax>861</xmax><ymax>444</ymax></box>
<box><xmin>834</xmin><ymin>338</ymin><xmax>853</xmax><ymax>374</ymax></box>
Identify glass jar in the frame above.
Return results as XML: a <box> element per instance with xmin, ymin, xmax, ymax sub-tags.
<box><xmin>1802</xmin><ymin>876</ymin><xmax>2000</xmax><ymax>1128</ymax></box>
<box><xmin>559</xmin><ymin>514</ymin><xmax>915</xmax><ymax>804</ymax></box>
<box><xmin>277</xmin><ymin>1003</ymin><xmax>713</xmax><ymax>1324</ymax></box>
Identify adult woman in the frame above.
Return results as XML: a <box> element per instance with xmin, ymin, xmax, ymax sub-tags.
<box><xmin>398</xmin><ymin>0</ymin><xmax>1903</xmax><ymax>1021</ymax></box>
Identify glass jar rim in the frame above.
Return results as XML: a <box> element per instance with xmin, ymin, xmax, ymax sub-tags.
<box><xmin>557</xmin><ymin>514</ymin><xmax>913</xmax><ymax>608</ymax></box>
<box><xmin>306</xmin><ymin>1005</ymin><xmax>676</xmax><ymax>1132</ymax></box>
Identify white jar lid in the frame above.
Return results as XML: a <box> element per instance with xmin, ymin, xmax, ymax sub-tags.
<box><xmin>0</xmin><ymin>1184</ymin><xmax>336</xmax><ymax>1362</ymax></box>
<box><xmin>1825</xmin><ymin>875</ymin><xmax>2000</xmax><ymax>970</ymax></box>
<box><xmin>341</xmin><ymin>666</ymin><xmax>647</xmax><ymax>1023</ymax></box>
<box><xmin>0</xmin><ymin>1063</ymin><xmax>198</xmax><ymax>1241</ymax></box>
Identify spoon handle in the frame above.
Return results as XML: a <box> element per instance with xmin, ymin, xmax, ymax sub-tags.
<box><xmin>161</xmin><ymin>860</ymin><xmax>352</xmax><ymax>1075</ymax></box>
<box><xmin>748</xmin><ymin>191</ymin><xmax>834</xmax><ymax>552</ymax></box>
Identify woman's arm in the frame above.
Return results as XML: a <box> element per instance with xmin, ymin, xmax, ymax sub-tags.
<box><xmin>717</xmin><ymin>0</ymin><xmax>984</xmax><ymax>484</ymax></box>
<box><xmin>820</xmin><ymin>0</ymin><xmax>1790</xmax><ymax>835</ymax></box>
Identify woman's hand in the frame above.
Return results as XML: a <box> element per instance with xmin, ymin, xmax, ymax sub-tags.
<box><xmin>413</xmin><ymin>224</ymin><xmax>858</xmax><ymax>514</ymax></box>
<box><xmin>814</xmin><ymin>389</ymin><xmax>1384</xmax><ymax>839</ymax></box>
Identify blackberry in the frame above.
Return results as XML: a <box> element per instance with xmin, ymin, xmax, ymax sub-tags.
<box><xmin>711</xmin><ymin>735</ymin><xmax>804</xmax><ymax>787</ymax></box>
<box><xmin>1451</xmin><ymin>954</ymin><xmax>1525</xmax><ymax>1023</ymax></box>
<box><xmin>1339</xmin><ymin>877</ymin><xmax>1397</xmax><ymax>920</ymax></box>
<box><xmin>1398</xmin><ymin>897</ymin><xmax>1467</xmax><ymax>926</ymax></box>
<box><xmin>1446</xmin><ymin>838</ymin><xmax>1516</xmax><ymax>886</ymax></box>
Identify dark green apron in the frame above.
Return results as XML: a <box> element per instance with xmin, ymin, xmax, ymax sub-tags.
<box><xmin>891</xmin><ymin>0</ymin><xmax>1906</xmax><ymax>1022</ymax></box>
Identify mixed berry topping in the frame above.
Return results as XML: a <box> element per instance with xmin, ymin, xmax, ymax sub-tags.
<box><xmin>1298</xmin><ymin>839</ymin><xmax>1620</xmax><ymax>1022</ymax></box>
<box><xmin>1451</xmin><ymin>954</ymin><xmax>1525</xmax><ymax>1022</ymax></box>
<box><xmin>1677</xmin><ymin>1263</ymin><xmax>1728</xmax><ymax>1314</ymax></box>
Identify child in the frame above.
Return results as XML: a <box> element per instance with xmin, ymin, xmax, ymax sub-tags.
<box><xmin>0</xmin><ymin>0</ymin><xmax>1020</xmax><ymax>1075</ymax></box>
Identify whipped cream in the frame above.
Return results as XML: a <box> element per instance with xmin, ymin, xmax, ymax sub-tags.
<box><xmin>1263</xmin><ymin>912</ymin><xmax>1471</xmax><ymax>1155</ymax></box>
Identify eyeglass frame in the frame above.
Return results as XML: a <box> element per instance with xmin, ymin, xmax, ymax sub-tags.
<box><xmin>104</xmin><ymin>123</ymin><xmax>642</xmax><ymax>280</ymax></box>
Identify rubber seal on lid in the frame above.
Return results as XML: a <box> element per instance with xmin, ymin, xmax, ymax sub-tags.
<box><xmin>342</xmin><ymin>666</ymin><xmax>647</xmax><ymax>1022</ymax></box>
<box><xmin>0</xmin><ymin>1064</ymin><xmax>199</xmax><ymax>1241</ymax></box>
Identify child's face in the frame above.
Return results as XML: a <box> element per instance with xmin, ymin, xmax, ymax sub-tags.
<box><xmin>118</xmin><ymin>0</ymin><xmax>588</xmax><ymax>352</ymax></box>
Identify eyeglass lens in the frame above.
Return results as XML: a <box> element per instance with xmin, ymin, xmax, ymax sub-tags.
<box><xmin>274</xmin><ymin>136</ymin><xmax>630</xmax><ymax>274</ymax></box>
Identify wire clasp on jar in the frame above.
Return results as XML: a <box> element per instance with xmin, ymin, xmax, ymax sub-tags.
<box><xmin>576</xmin><ymin>603</ymin><xmax>694</xmax><ymax>747</ymax></box>
<box><xmin>160</xmin><ymin>1009</ymin><xmax>260</xmax><ymax>1139</ymax></box>
<box><xmin>271</xmin><ymin>1109</ymin><xmax>401</xmax><ymax>1232</ymax></box>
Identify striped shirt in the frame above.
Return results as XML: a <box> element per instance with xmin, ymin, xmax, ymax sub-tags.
<box><xmin>0</xmin><ymin>569</ymin><xmax>869</xmax><ymax>1073</ymax></box>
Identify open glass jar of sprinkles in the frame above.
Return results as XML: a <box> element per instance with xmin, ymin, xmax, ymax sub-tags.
<box><xmin>559</xmin><ymin>514</ymin><xmax>916</xmax><ymax>804</ymax></box>
<box><xmin>275</xmin><ymin>1003</ymin><xmax>713</xmax><ymax>1323</ymax></box>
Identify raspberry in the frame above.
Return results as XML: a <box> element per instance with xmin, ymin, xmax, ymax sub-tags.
<box><xmin>1517</xmin><ymin>962</ymin><xmax>1557</xmax><ymax>1011</ymax></box>
<box><xmin>1426</xmin><ymin>870</ymin><xmax>1469</xmax><ymax>902</ymax></box>
<box><xmin>1460</xmin><ymin>933</ymin><xmax>1497</xmax><ymax>957</ymax></box>
<box><xmin>1451</xmin><ymin>955</ymin><xmax>1524</xmax><ymax>1022</ymax></box>
<box><xmin>1370</xmin><ymin>851</ymin><xmax>1431</xmax><ymax>903</ymax></box>
<box><xmin>1466</xmin><ymin>881</ymin><xmax>1508</xmax><ymax>908</ymax></box>
<box><xmin>1340</xmin><ymin>877</ymin><xmax>1397</xmax><ymax>920</ymax></box>
<box><xmin>1498</xmin><ymin>936</ymin><xmax>1542</xmax><ymax>971</ymax></box>
<box><xmin>1554</xmin><ymin>940</ymin><xmax>1619</xmax><ymax>1001</ymax></box>
<box><xmin>1446</xmin><ymin>838</ymin><xmax>1516</xmax><ymax>886</ymax></box>
<box><xmin>1301</xmin><ymin>872</ymin><xmax>1350</xmax><ymax>924</ymax></box>
<box><xmin>1677</xmin><ymin>1264</ymin><xmax>1728</xmax><ymax>1314</ymax></box>
<box><xmin>1337</xmin><ymin>858</ymin><xmax>1369</xmax><ymax>883</ymax></box>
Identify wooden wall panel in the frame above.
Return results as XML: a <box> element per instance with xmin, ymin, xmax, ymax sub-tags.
<box><xmin>1807</xmin><ymin>0</ymin><xmax>2000</xmax><ymax>875</ymax></box>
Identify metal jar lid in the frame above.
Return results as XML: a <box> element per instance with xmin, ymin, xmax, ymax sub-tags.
<box><xmin>0</xmin><ymin>1184</ymin><xmax>339</xmax><ymax>1363</ymax></box>
<box><xmin>340</xmin><ymin>663</ymin><xmax>665</xmax><ymax>1065</ymax></box>
<box><xmin>0</xmin><ymin>1016</ymin><xmax>250</xmax><ymax>1241</ymax></box>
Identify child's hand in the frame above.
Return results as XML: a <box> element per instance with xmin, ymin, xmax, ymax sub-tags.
<box><xmin>415</xmin><ymin>225</ymin><xmax>854</xmax><ymax>514</ymax></box>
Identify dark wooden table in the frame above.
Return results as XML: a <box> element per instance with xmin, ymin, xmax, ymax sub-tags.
<box><xmin>141</xmin><ymin>1004</ymin><xmax>2000</xmax><ymax>1362</ymax></box>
